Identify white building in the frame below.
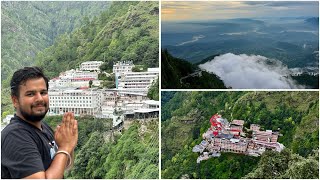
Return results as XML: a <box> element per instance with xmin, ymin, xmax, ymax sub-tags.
<box><xmin>80</xmin><ymin>61</ymin><xmax>103</xmax><ymax>71</ymax></box>
<box><xmin>48</xmin><ymin>89</ymin><xmax>103</xmax><ymax>116</ymax></box>
<box><xmin>133</xmin><ymin>100</ymin><xmax>159</xmax><ymax>119</ymax></box>
<box><xmin>113</xmin><ymin>61</ymin><xmax>135</xmax><ymax>74</ymax></box>
<box><xmin>49</xmin><ymin>69</ymin><xmax>100</xmax><ymax>88</ymax></box>
<box><xmin>117</xmin><ymin>68</ymin><xmax>159</xmax><ymax>94</ymax></box>
<box><xmin>60</xmin><ymin>69</ymin><xmax>98</xmax><ymax>79</ymax></box>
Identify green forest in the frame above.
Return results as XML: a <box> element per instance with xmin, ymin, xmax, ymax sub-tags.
<box><xmin>45</xmin><ymin>116</ymin><xmax>159</xmax><ymax>179</ymax></box>
<box><xmin>35</xmin><ymin>1</ymin><xmax>159</xmax><ymax>79</ymax></box>
<box><xmin>161</xmin><ymin>50</ymin><xmax>227</xmax><ymax>89</ymax></box>
<box><xmin>161</xmin><ymin>91</ymin><xmax>319</xmax><ymax>179</ymax></box>
<box><xmin>1</xmin><ymin>1</ymin><xmax>159</xmax><ymax>119</ymax></box>
<box><xmin>1</xmin><ymin>1</ymin><xmax>110</xmax><ymax>87</ymax></box>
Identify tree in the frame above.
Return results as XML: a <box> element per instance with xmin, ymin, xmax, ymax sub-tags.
<box><xmin>147</xmin><ymin>79</ymin><xmax>159</xmax><ymax>100</ymax></box>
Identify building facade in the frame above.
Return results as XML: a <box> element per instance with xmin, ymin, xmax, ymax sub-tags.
<box><xmin>117</xmin><ymin>68</ymin><xmax>159</xmax><ymax>94</ymax></box>
<box><xmin>48</xmin><ymin>89</ymin><xmax>103</xmax><ymax>116</ymax></box>
<box><xmin>113</xmin><ymin>61</ymin><xmax>135</xmax><ymax>74</ymax></box>
<box><xmin>80</xmin><ymin>61</ymin><xmax>103</xmax><ymax>71</ymax></box>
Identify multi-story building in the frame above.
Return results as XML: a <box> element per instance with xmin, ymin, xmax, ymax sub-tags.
<box><xmin>60</xmin><ymin>69</ymin><xmax>98</xmax><ymax>79</ymax></box>
<box><xmin>117</xmin><ymin>68</ymin><xmax>159</xmax><ymax>94</ymax></box>
<box><xmin>48</xmin><ymin>88</ymin><xmax>103</xmax><ymax>116</ymax></box>
<box><xmin>80</xmin><ymin>61</ymin><xmax>103</xmax><ymax>71</ymax></box>
<box><xmin>113</xmin><ymin>61</ymin><xmax>135</xmax><ymax>74</ymax></box>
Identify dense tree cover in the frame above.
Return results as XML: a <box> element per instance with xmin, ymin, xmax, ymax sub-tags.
<box><xmin>291</xmin><ymin>73</ymin><xmax>319</xmax><ymax>89</ymax></box>
<box><xmin>161</xmin><ymin>91</ymin><xmax>176</xmax><ymax>107</ymax></box>
<box><xmin>44</xmin><ymin>115</ymin><xmax>109</xmax><ymax>151</ymax></box>
<box><xmin>244</xmin><ymin>149</ymin><xmax>319</xmax><ymax>179</ymax></box>
<box><xmin>161</xmin><ymin>50</ymin><xmax>226</xmax><ymax>89</ymax></box>
<box><xmin>1</xmin><ymin>1</ymin><xmax>110</xmax><ymax>85</ymax></box>
<box><xmin>35</xmin><ymin>1</ymin><xmax>159</xmax><ymax>79</ymax></box>
<box><xmin>161</xmin><ymin>91</ymin><xmax>319</xmax><ymax>178</ymax></box>
<box><xmin>147</xmin><ymin>79</ymin><xmax>159</xmax><ymax>101</ymax></box>
<box><xmin>45</xmin><ymin>116</ymin><xmax>159</xmax><ymax>178</ymax></box>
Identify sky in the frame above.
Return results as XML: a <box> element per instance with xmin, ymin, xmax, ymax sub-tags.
<box><xmin>162</xmin><ymin>1</ymin><xmax>319</xmax><ymax>21</ymax></box>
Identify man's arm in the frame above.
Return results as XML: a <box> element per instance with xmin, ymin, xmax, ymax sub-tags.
<box><xmin>24</xmin><ymin>112</ymin><xmax>78</xmax><ymax>179</ymax></box>
<box><xmin>24</xmin><ymin>153</ymin><xmax>69</xmax><ymax>179</ymax></box>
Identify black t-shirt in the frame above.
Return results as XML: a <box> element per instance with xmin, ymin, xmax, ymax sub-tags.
<box><xmin>1</xmin><ymin>115</ymin><xmax>55</xmax><ymax>179</ymax></box>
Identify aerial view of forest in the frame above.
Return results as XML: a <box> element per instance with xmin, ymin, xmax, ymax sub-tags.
<box><xmin>162</xmin><ymin>91</ymin><xmax>319</xmax><ymax>179</ymax></box>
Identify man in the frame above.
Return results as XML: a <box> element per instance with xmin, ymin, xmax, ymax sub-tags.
<box><xmin>1</xmin><ymin>67</ymin><xmax>78</xmax><ymax>179</ymax></box>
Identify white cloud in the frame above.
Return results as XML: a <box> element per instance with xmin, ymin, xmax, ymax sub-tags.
<box><xmin>198</xmin><ymin>53</ymin><xmax>303</xmax><ymax>89</ymax></box>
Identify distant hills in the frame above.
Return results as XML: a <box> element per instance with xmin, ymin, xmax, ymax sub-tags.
<box><xmin>305</xmin><ymin>17</ymin><xmax>319</xmax><ymax>26</ymax></box>
<box><xmin>162</xmin><ymin>17</ymin><xmax>319</xmax><ymax>68</ymax></box>
<box><xmin>161</xmin><ymin>50</ymin><xmax>227</xmax><ymax>89</ymax></box>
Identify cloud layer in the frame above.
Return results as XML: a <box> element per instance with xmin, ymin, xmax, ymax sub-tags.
<box><xmin>199</xmin><ymin>53</ymin><xmax>303</xmax><ymax>89</ymax></box>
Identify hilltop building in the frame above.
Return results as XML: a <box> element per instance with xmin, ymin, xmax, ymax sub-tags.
<box><xmin>116</xmin><ymin>68</ymin><xmax>159</xmax><ymax>94</ymax></box>
<box><xmin>193</xmin><ymin>114</ymin><xmax>284</xmax><ymax>163</ymax></box>
<box><xmin>80</xmin><ymin>61</ymin><xmax>103</xmax><ymax>71</ymax></box>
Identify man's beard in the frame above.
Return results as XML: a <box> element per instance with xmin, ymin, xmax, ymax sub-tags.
<box><xmin>20</xmin><ymin>103</ymin><xmax>49</xmax><ymax>122</ymax></box>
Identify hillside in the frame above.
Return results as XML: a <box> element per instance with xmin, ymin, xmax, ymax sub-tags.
<box><xmin>35</xmin><ymin>1</ymin><xmax>159</xmax><ymax>78</ymax></box>
<box><xmin>1</xmin><ymin>1</ymin><xmax>110</xmax><ymax>118</ymax></box>
<box><xmin>45</xmin><ymin>116</ymin><xmax>158</xmax><ymax>178</ymax></box>
<box><xmin>1</xmin><ymin>1</ymin><xmax>110</xmax><ymax>86</ymax></box>
<box><xmin>161</xmin><ymin>91</ymin><xmax>319</xmax><ymax>178</ymax></box>
<box><xmin>161</xmin><ymin>50</ymin><xmax>227</xmax><ymax>89</ymax></box>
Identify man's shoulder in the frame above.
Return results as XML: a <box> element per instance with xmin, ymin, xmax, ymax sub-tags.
<box><xmin>1</xmin><ymin>118</ymin><xmax>36</xmax><ymax>141</ymax></box>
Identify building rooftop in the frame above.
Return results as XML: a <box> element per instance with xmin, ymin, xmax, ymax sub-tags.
<box><xmin>231</xmin><ymin>120</ymin><xmax>245</xmax><ymax>126</ymax></box>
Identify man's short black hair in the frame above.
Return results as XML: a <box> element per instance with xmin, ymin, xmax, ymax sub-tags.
<box><xmin>10</xmin><ymin>67</ymin><xmax>49</xmax><ymax>97</ymax></box>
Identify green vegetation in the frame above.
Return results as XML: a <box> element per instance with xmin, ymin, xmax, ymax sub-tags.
<box><xmin>244</xmin><ymin>149</ymin><xmax>318</xmax><ymax>179</ymax></box>
<box><xmin>161</xmin><ymin>50</ymin><xmax>226</xmax><ymax>89</ymax></box>
<box><xmin>147</xmin><ymin>79</ymin><xmax>159</xmax><ymax>101</ymax></box>
<box><xmin>161</xmin><ymin>91</ymin><xmax>319</xmax><ymax>178</ymax></box>
<box><xmin>45</xmin><ymin>116</ymin><xmax>159</xmax><ymax>179</ymax></box>
<box><xmin>35</xmin><ymin>1</ymin><xmax>159</xmax><ymax>79</ymax></box>
<box><xmin>1</xmin><ymin>1</ymin><xmax>110</xmax><ymax>86</ymax></box>
<box><xmin>1</xmin><ymin>1</ymin><xmax>110</xmax><ymax>118</ymax></box>
<box><xmin>291</xmin><ymin>73</ymin><xmax>319</xmax><ymax>89</ymax></box>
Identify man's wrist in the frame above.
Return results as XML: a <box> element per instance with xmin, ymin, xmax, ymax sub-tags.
<box><xmin>54</xmin><ymin>150</ymin><xmax>72</xmax><ymax>169</ymax></box>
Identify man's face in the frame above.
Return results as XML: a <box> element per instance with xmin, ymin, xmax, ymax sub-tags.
<box><xmin>12</xmin><ymin>78</ymin><xmax>49</xmax><ymax>122</ymax></box>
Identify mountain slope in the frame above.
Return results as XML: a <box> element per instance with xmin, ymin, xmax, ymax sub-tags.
<box><xmin>35</xmin><ymin>1</ymin><xmax>159</xmax><ymax>78</ymax></box>
<box><xmin>1</xmin><ymin>1</ymin><xmax>110</xmax><ymax>86</ymax></box>
<box><xmin>161</xmin><ymin>50</ymin><xmax>227</xmax><ymax>89</ymax></box>
<box><xmin>161</xmin><ymin>91</ymin><xmax>319</xmax><ymax>179</ymax></box>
